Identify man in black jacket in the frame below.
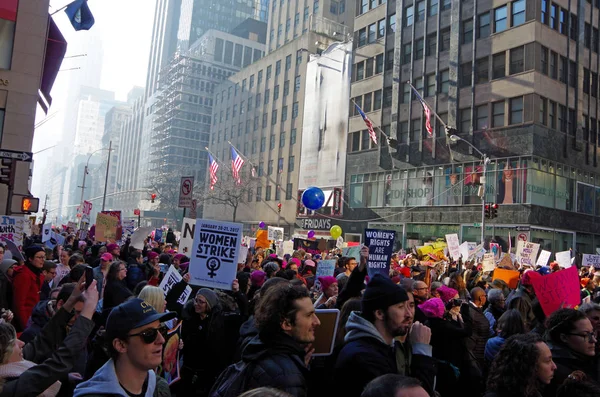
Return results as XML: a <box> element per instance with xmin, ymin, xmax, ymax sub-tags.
<box><xmin>463</xmin><ymin>286</ymin><xmax>490</xmax><ymax>395</ymax></box>
<box><xmin>234</xmin><ymin>283</ymin><xmax>320</xmax><ymax>397</ymax></box>
<box><xmin>334</xmin><ymin>274</ymin><xmax>436</xmax><ymax>397</ymax></box>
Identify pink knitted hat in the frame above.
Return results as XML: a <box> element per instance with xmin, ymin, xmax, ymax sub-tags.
<box><xmin>418</xmin><ymin>298</ymin><xmax>445</xmax><ymax>319</ymax></box>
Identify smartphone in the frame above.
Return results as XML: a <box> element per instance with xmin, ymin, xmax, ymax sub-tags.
<box><xmin>84</xmin><ymin>266</ymin><xmax>94</xmax><ymax>290</ymax></box>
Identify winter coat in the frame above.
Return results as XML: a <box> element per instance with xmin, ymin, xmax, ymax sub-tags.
<box><xmin>427</xmin><ymin>304</ymin><xmax>472</xmax><ymax>368</ymax></box>
<box><xmin>20</xmin><ymin>300</ymin><xmax>53</xmax><ymax>344</ymax></box>
<box><xmin>0</xmin><ymin>308</ymin><xmax>95</xmax><ymax>397</ymax></box>
<box><xmin>0</xmin><ymin>271</ymin><xmax>13</xmax><ymax>313</ymax></box>
<box><xmin>542</xmin><ymin>342</ymin><xmax>600</xmax><ymax>397</ymax></box>
<box><xmin>465</xmin><ymin>303</ymin><xmax>490</xmax><ymax>372</ymax></box>
<box><xmin>125</xmin><ymin>261</ymin><xmax>145</xmax><ymax>291</ymax></box>
<box><xmin>234</xmin><ymin>316</ymin><xmax>258</xmax><ymax>363</ymax></box>
<box><xmin>334</xmin><ymin>311</ymin><xmax>436</xmax><ymax>397</ymax></box>
<box><xmin>74</xmin><ymin>359</ymin><xmax>170</xmax><ymax>397</ymax></box>
<box><xmin>237</xmin><ymin>332</ymin><xmax>309</xmax><ymax>397</ymax></box>
<box><xmin>483</xmin><ymin>305</ymin><xmax>504</xmax><ymax>335</ymax></box>
<box><xmin>506</xmin><ymin>286</ymin><xmax>536</xmax><ymax>329</ymax></box>
<box><xmin>12</xmin><ymin>263</ymin><xmax>44</xmax><ymax>330</ymax></box>
<box><xmin>102</xmin><ymin>280</ymin><xmax>132</xmax><ymax>313</ymax></box>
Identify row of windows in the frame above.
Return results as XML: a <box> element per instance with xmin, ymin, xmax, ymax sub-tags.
<box><xmin>213</xmin><ymin>38</ymin><xmax>263</xmax><ymax>69</ymax></box>
<box><xmin>348</xmin><ymin>127</ymin><xmax>390</xmax><ymax>153</ymax></box>
<box><xmin>540</xmin><ymin>1</ymin><xmax>579</xmax><ymax>41</ymax></box>
<box><xmin>539</xmin><ymin>45</ymin><xmax>578</xmax><ymax>88</ymax></box>
<box><xmin>351</xmin><ymin>88</ymin><xmax>393</xmax><ymax>115</ymax></box>
<box><xmin>214</xmin><ymin>128</ymin><xmax>297</xmax><ymax>156</ymax></box>
<box><xmin>269</xmin><ymin>1</ymin><xmax>319</xmax><ymax>50</ymax></box>
<box><xmin>354</xmin><ymin>53</ymin><xmax>384</xmax><ymax>82</ymax></box>
<box><xmin>404</xmin><ymin>0</ymin><xmax>450</xmax><ymax>27</ymax></box>
<box><xmin>251</xmin><ymin>182</ymin><xmax>295</xmax><ymax>202</ymax></box>
<box><xmin>357</xmin><ymin>0</ymin><xmax>386</xmax><ymax>16</ymax></box>
<box><xmin>399</xmin><ymin>69</ymin><xmax>449</xmax><ymax>103</ymax></box>
<box><xmin>216</xmin><ymin>100</ymin><xmax>300</xmax><ymax>131</ymax></box>
<box><xmin>355</xmin><ymin>15</ymin><xmax>396</xmax><ymax>48</ymax></box>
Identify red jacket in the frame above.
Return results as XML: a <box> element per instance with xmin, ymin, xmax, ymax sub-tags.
<box><xmin>12</xmin><ymin>264</ymin><xmax>44</xmax><ymax>330</ymax></box>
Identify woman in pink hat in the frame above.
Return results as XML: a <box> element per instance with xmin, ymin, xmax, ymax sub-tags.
<box><xmin>314</xmin><ymin>276</ymin><xmax>338</xmax><ymax>309</ymax></box>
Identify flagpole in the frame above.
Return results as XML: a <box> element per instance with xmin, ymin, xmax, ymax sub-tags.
<box><xmin>404</xmin><ymin>80</ymin><xmax>447</xmax><ymax>127</ymax></box>
<box><xmin>227</xmin><ymin>141</ymin><xmax>281</xmax><ymax>188</ymax></box>
<box><xmin>50</xmin><ymin>1</ymin><xmax>73</xmax><ymax>16</ymax></box>
<box><xmin>351</xmin><ymin>99</ymin><xmax>389</xmax><ymax>140</ymax></box>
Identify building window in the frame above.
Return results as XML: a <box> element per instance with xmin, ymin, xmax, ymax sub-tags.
<box><xmin>271</xmin><ymin>110</ymin><xmax>278</xmax><ymax>125</ymax></box>
<box><xmin>550</xmin><ymin>4</ymin><xmax>558</xmax><ymax>30</ymax></box>
<box><xmin>402</xmin><ymin>83</ymin><xmax>410</xmax><ymax>103</ymax></box>
<box><xmin>427</xmin><ymin>33</ymin><xmax>437</xmax><ymax>56</ymax></box>
<box><xmin>463</xmin><ymin>20</ymin><xmax>473</xmax><ymax>44</ymax></box>
<box><xmin>558</xmin><ymin>105</ymin><xmax>566</xmax><ymax>132</ymax></box>
<box><xmin>364</xmin><ymin>92</ymin><xmax>373</xmax><ymax>112</ymax></box>
<box><xmin>559</xmin><ymin>8</ymin><xmax>567</xmax><ymax>35</ymax></box>
<box><xmin>267</xmin><ymin>65</ymin><xmax>272</xmax><ymax>79</ymax></box>
<box><xmin>280</xmin><ymin>131</ymin><xmax>286</xmax><ymax>148</ymax></box>
<box><xmin>494</xmin><ymin>5</ymin><xmax>507</xmax><ymax>33</ymax></box>
<box><xmin>281</xmin><ymin>106</ymin><xmax>288</xmax><ymax>122</ymax></box>
<box><xmin>540</xmin><ymin>46</ymin><xmax>548</xmax><ymax>75</ymax></box>
<box><xmin>478</xmin><ymin>12</ymin><xmax>491</xmax><ymax>38</ymax></box>
<box><xmin>441</xmin><ymin>0</ymin><xmax>451</xmax><ymax>11</ymax></box>
<box><xmin>388</xmin><ymin>14</ymin><xmax>396</xmax><ymax>33</ymax></box>
<box><xmin>584</xmin><ymin>69</ymin><xmax>590</xmax><ymax>94</ymax></box>
<box><xmin>440</xmin><ymin>29</ymin><xmax>450</xmax><ymax>51</ymax></box>
<box><xmin>402</xmin><ymin>43</ymin><xmax>411</xmax><ymax>64</ymax></box>
<box><xmin>568</xmin><ymin>108</ymin><xmax>575</xmax><ymax>135</ymax></box>
<box><xmin>549</xmin><ymin>51</ymin><xmax>557</xmax><ymax>79</ymax></box>
<box><xmin>492</xmin><ymin>101</ymin><xmax>505</xmax><ymax>127</ymax></box>
<box><xmin>368</xmin><ymin>23</ymin><xmax>377</xmax><ymax>43</ymax></box>
<box><xmin>375</xmin><ymin>53</ymin><xmax>384</xmax><ymax>74</ymax></box>
<box><xmin>288</xmin><ymin>156</ymin><xmax>295</xmax><ymax>172</ymax></box>
<box><xmin>592</xmin><ymin>72</ymin><xmax>598</xmax><ymax>98</ymax></box>
<box><xmin>284</xmin><ymin>80</ymin><xmax>290</xmax><ymax>96</ymax></box>
<box><xmin>425</xmin><ymin>74</ymin><xmax>436</xmax><ymax>97</ymax></box>
<box><xmin>492</xmin><ymin>52</ymin><xmax>506</xmax><ymax>79</ymax></box>
<box><xmin>358</xmin><ymin>28</ymin><xmax>367</xmax><ymax>47</ymax></box>
<box><xmin>475</xmin><ymin>104</ymin><xmax>488</xmax><ymax>130</ymax></box>
<box><xmin>405</xmin><ymin>5</ymin><xmax>414</xmax><ymax>27</ymax></box>
<box><xmin>411</xmin><ymin>119</ymin><xmax>421</xmax><ymax>141</ymax></box>
<box><xmin>295</xmin><ymin>76</ymin><xmax>301</xmax><ymax>92</ymax></box>
<box><xmin>286</xmin><ymin>183</ymin><xmax>293</xmax><ymax>200</ymax></box>
<box><xmin>266</xmin><ymin>185</ymin><xmax>271</xmax><ymax>201</ymax></box>
<box><xmin>511</xmin><ymin>0</ymin><xmax>525</xmax><ymax>27</ymax></box>
<box><xmin>292</xmin><ymin>102</ymin><xmax>299</xmax><ymax>118</ymax></box>
<box><xmin>416</xmin><ymin>1</ymin><xmax>426</xmax><ymax>22</ymax></box>
<box><xmin>509</xmin><ymin>46</ymin><xmax>524</xmax><ymax>74</ymax></box>
<box><xmin>460</xmin><ymin>108</ymin><xmax>472</xmax><ymax>133</ymax></box>
<box><xmin>509</xmin><ymin>97</ymin><xmax>523</xmax><ymax>124</ymax></box>
<box><xmin>377</xmin><ymin>19</ymin><xmax>386</xmax><ymax>38</ymax></box>
<box><xmin>386</xmin><ymin>49</ymin><xmax>394</xmax><ymax>70</ymax></box>
<box><xmin>460</xmin><ymin>62</ymin><xmax>472</xmax><ymax>88</ymax></box>
<box><xmin>539</xmin><ymin>96</ymin><xmax>547</xmax><ymax>125</ymax></box>
<box><xmin>429</xmin><ymin>0</ymin><xmax>438</xmax><ymax>16</ymax></box>
<box><xmin>414</xmin><ymin>39</ymin><xmax>424</xmax><ymax>60</ymax></box>
<box><xmin>383</xmin><ymin>87</ymin><xmax>392</xmax><ymax>108</ymax></box>
<box><xmin>276</xmin><ymin>60</ymin><xmax>281</xmax><ymax>75</ymax></box>
<box><xmin>291</xmin><ymin>129</ymin><xmax>297</xmax><ymax>145</ymax></box>
<box><xmin>440</xmin><ymin>69</ymin><xmax>450</xmax><ymax>94</ymax></box>
<box><xmin>569</xmin><ymin>60</ymin><xmax>577</xmax><ymax>88</ymax></box>
<box><xmin>559</xmin><ymin>56</ymin><xmax>567</xmax><ymax>83</ymax></box>
<box><xmin>476</xmin><ymin>57</ymin><xmax>489</xmax><ymax>84</ymax></box>
<box><xmin>569</xmin><ymin>13</ymin><xmax>577</xmax><ymax>40</ymax></box>
<box><xmin>274</xmin><ymin>85</ymin><xmax>280</xmax><ymax>100</ymax></box>
<box><xmin>541</xmin><ymin>0</ymin><xmax>548</xmax><ymax>24</ymax></box>
<box><xmin>285</xmin><ymin>54</ymin><xmax>292</xmax><ymax>70</ymax></box>
<box><xmin>260</xmin><ymin>137</ymin><xmax>266</xmax><ymax>152</ymax></box>
<box><xmin>549</xmin><ymin>100</ymin><xmax>556</xmax><ymax>129</ymax></box>
<box><xmin>256</xmin><ymin>187</ymin><xmax>262</xmax><ymax>201</ymax></box>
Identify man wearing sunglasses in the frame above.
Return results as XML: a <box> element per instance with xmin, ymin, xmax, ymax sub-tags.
<box><xmin>75</xmin><ymin>298</ymin><xmax>176</xmax><ymax>397</ymax></box>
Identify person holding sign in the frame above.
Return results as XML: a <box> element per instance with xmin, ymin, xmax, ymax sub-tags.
<box><xmin>314</xmin><ymin>276</ymin><xmax>338</xmax><ymax>309</ymax></box>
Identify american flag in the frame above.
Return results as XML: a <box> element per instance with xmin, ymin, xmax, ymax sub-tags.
<box><xmin>354</xmin><ymin>103</ymin><xmax>377</xmax><ymax>145</ymax></box>
<box><xmin>410</xmin><ymin>85</ymin><xmax>434</xmax><ymax>136</ymax></box>
<box><xmin>230</xmin><ymin>146</ymin><xmax>244</xmax><ymax>184</ymax></box>
<box><xmin>208</xmin><ymin>153</ymin><xmax>219</xmax><ymax>190</ymax></box>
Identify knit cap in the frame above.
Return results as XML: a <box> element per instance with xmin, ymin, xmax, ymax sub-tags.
<box><xmin>418</xmin><ymin>298</ymin><xmax>445</xmax><ymax>319</ymax></box>
<box><xmin>361</xmin><ymin>274</ymin><xmax>409</xmax><ymax>314</ymax></box>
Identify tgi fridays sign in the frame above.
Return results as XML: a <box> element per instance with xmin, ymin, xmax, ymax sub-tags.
<box><xmin>298</xmin><ymin>218</ymin><xmax>332</xmax><ymax>230</ymax></box>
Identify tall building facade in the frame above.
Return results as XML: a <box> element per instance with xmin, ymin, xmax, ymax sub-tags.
<box><xmin>343</xmin><ymin>0</ymin><xmax>600</xmax><ymax>255</ymax></box>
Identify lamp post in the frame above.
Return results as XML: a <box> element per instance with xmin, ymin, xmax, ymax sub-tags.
<box><xmin>448</xmin><ymin>133</ymin><xmax>491</xmax><ymax>246</ymax></box>
<box><xmin>79</xmin><ymin>144</ymin><xmax>114</xmax><ymax>221</ymax></box>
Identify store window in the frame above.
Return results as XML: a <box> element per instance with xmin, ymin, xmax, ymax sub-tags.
<box><xmin>0</xmin><ymin>0</ymin><xmax>17</xmax><ymax>70</ymax></box>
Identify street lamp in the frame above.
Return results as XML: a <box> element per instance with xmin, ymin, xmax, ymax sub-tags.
<box><xmin>78</xmin><ymin>141</ymin><xmax>115</xmax><ymax>221</ymax></box>
<box><xmin>447</xmin><ymin>133</ymin><xmax>491</xmax><ymax>246</ymax></box>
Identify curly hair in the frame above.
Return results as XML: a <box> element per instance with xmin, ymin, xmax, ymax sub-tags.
<box><xmin>254</xmin><ymin>283</ymin><xmax>310</xmax><ymax>337</ymax></box>
<box><xmin>486</xmin><ymin>333</ymin><xmax>544</xmax><ymax>397</ymax></box>
<box><xmin>546</xmin><ymin>308</ymin><xmax>587</xmax><ymax>345</ymax></box>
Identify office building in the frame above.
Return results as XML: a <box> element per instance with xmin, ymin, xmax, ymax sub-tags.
<box><xmin>342</xmin><ymin>0</ymin><xmax>600</xmax><ymax>254</ymax></box>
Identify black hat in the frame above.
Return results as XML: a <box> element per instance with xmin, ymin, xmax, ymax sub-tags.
<box><xmin>24</xmin><ymin>245</ymin><xmax>44</xmax><ymax>259</ymax></box>
<box><xmin>361</xmin><ymin>274</ymin><xmax>409</xmax><ymax>315</ymax></box>
<box><xmin>105</xmin><ymin>298</ymin><xmax>176</xmax><ymax>342</ymax></box>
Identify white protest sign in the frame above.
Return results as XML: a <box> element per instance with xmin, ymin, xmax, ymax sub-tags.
<box><xmin>445</xmin><ymin>234</ymin><xmax>461</xmax><ymax>261</ymax></box>
<box><xmin>469</xmin><ymin>244</ymin><xmax>485</xmax><ymax>261</ymax></box>
<box><xmin>582</xmin><ymin>254</ymin><xmax>600</xmax><ymax>268</ymax></box>
<box><xmin>130</xmin><ymin>227</ymin><xmax>153</xmax><ymax>250</ymax></box>
<box><xmin>482</xmin><ymin>253</ymin><xmax>496</xmax><ymax>272</ymax></box>
<box><xmin>459</xmin><ymin>242</ymin><xmax>470</xmax><ymax>261</ymax></box>
<box><xmin>336</xmin><ymin>236</ymin><xmax>343</xmax><ymax>249</ymax></box>
<box><xmin>189</xmin><ymin>219</ymin><xmax>243</xmax><ymax>291</ymax></box>
<box><xmin>536</xmin><ymin>250</ymin><xmax>552</xmax><ymax>267</ymax></box>
<box><xmin>237</xmin><ymin>245</ymin><xmax>249</xmax><ymax>264</ymax></box>
<box><xmin>315</xmin><ymin>259</ymin><xmax>336</xmax><ymax>277</ymax></box>
<box><xmin>283</xmin><ymin>240</ymin><xmax>294</xmax><ymax>256</ymax></box>
<box><xmin>159</xmin><ymin>265</ymin><xmax>192</xmax><ymax>305</ymax></box>
<box><xmin>0</xmin><ymin>217</ymin><xmax>23</xmax><ymax>247</ymax></box>
<box><xmin>180</xmin><ymin>218</ymin><xmax>196</xmax><ymax>255</ymax></box>
<box><xmin>555</xmin><ymin>250</ymin><xmax>572</xmax><ymax>268</ymax></box>
<box><xmin>516</xmin><ymin>241</ymin><xmax>540</xmax><ymax>267</ymax></box>
<box><xmin>267</xmin><ymin>226</ymin><xmax>284</xmax><ymax>241</ymax></box>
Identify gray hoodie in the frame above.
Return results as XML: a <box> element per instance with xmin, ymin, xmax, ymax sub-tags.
<box><xmin>344</xmin><ymin>311</ymin><xmax>390</xmax><ymax>345</ymax></box>
<box><xmin>74</xmin><ymin>359</ymin><xmax>159</xmax><ymax>397</ymax></box>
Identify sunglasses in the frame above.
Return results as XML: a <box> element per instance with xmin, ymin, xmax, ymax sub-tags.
<box><xmin>128</xmin><ymin>325</ymin><xmax>168</xmax><ymax>344</ymax></box>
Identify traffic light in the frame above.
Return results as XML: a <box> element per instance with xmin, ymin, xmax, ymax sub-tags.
<box><xmin>277</xmin><ymin>202</ymin><xmax>282</xmax><ymax>213</ymax></box>
<box><xmin>151</xmin><ymin>193</ymin><xmax>156</xmax><ymax>203</ymax></box>
<box><xmin>485</xmin><ymin>204</ymin><xmax>491</xmax><ymax>218</ymax></box>
<box><xmin>491</xmin><ymin>203</ymin><xmax>499</xmax><ymax>218</ymax></box>
<box><xmin>0</xmin><ymin>159</ymin><xmax>15</xmax><ymax>186</ymax></box>
<box><xmin>21</xmin><ymin>197</ymin><xmax>39</xmax><ymax>214</ymax></box>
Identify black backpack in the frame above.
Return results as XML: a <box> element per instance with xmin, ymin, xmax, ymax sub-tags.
<box><xmin>209</xmin><ymin>360</ymin><xmax>255</xmax><ymax>397</ymax></box>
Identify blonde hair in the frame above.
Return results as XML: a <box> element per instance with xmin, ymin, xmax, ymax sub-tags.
<box><xmin>138</xmin><ymin>286</ymin><xmax>165</xmax><ymax>313</ymax></box>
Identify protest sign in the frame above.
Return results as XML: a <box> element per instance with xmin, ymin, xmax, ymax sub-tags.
<box><xmin>44</xmin><ymin>232</ymin><xmax>64</xmax><ymax>250</ymax></box>
<box><xmin>180</xmin><ymin>218</ymin><xmax>195</xmax><ymax>255</ymax></box>
<box><xmin>536</xmin><ymin>250</ymin><xmax>552</xmax><ymax>267</ymax></box>
<box><xmin>342</xmin><ymin>246</ymin><xmax>361</xmax><ymax>263</ymax></box>
<box><xmin>364</xmin><ymin>229</ymin><xmax>395</xmax><ymax>278</ymax></box>
<box><xmin>42</xmin><ymin>224</ymin><xmax>52</xmax><ymax>242</ymax></box>
<box><xmin>283</xmin><ymin>240</ymin><xmax>294</xmax><ymax>256</ymax></box>
<box><xmin>237</xmin><ymin>245</ymin><xmax>249</xmax><ymax>264</ymax></box>
<box><xmin>2</xmin><ymin>239</ymin><xmax>23</xmax><ymax>262</ymax></box>
<box><xmin>459</xmin><ymin>242</ymin><xmax>470</xmax><ymax>261</ymax></box>
<box><xmin>482</xmin><ymin>253</ymin><xmax>496</xmax><ymax>272</ymax></box>
<box><xmin>159</xmin><ymin>321</ymin><xmax>182</xmax><ymax>385</ymax></box>
<box><xmin>95</xmin><ymin>213</ymin><xmax>119</xmax><ymax>242</ymax></box>
<box><xmin>159</xmin><ymin>265</ymin><xmax>193</xmax><ymax>305</ymax></box>
<box><xmin>315</xmin><ymin>259</ymin><xmax>336</xmax><ymax>278</ymax></box>
<box><xmin>445</xmin><ymin>234</ymin><xmax>460</xmax><ymax>261</ymax></box>
<box><xmin>493</xmin><ymin>268</ymin><xmax>521</xmax><ymax>289</ymax></box>
<box><xmin>189</xmin><ymin>219</ymin><xmax>243</xmax><ymax>291</ymax></box>
<box><xmin>0</xmin><ymin>216</ymin><xmax>23</xmax><ymax>247</ymax></box>
<box><xmin>130</xmin><ymin>227</ymin><xmax>153</xmax><ymax>250</ymax></box>
<box><xmin>267</xmin><ymin>226</ymin><xmax>284</xmax><ymax>241</ymax></box>
<box><xmin>255</xmin><ymin>229</ymin><xmax>270</xmax><ymax>249</ymax></box>
<box><xmin>336</xmin><ymin>236</ymin><xmax>343</xmax><ymax>249</ymax></box>
<box><xmin>489</xmin><ymin>243</ymin><xmax>500</xmax><ymax>261</ymax></box>
<box><xmin>121</xmin><ymin>220</ymin><xmax>135</xmax><ymax>239</ymax></box>
<box><xmin>516</xmin><ymin>241</ymin><xmax>540</xmax><ymax>267</ymax></box>
<box><xmin>67</xmin><ymin>221</ymin><xmax>77</xmax><ymax>232</ymax></box>
<box><xmin>498</xmin><ymin>254</ymin><xmax>514</xmax><ymax>269</ymax></box>
<box><xmin>154</xmin><ymin>229</ymin><xmax>163</xmax><ymax>242</ymax></box>
<box><xmin>81</xmin><ymin>200</ymin><xmax>92</xmax><ymax>223</ymax></box>
<box><xmin>582</xmin><ymin>254</ymin><xmax>600</xmax><ymax>268</ymax></box>
<box><xmin>555</xmin><ymin>250</ymin><xmax>572</xmax><ymax>268</ymax></box>
<box><xmin>531</xmin><ymin>266</ymin><xmax>580</xmax><ymax>316</ymax></box>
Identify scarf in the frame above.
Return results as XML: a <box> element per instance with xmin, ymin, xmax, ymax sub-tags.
<box><xmin>0</xmin><ymin>360</ymin><xmax>61</xmax><ymax>397</ymax></box>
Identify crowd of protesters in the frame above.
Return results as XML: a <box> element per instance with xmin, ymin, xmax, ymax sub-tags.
<box><xmin>0</xmin><ymin>229</ymin><xmax>600</xmax><ymax>397</ymax></box>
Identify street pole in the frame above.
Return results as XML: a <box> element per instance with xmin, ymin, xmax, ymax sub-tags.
<box><xmin>101</xmin><ymin>141</ymin><xmax>112</xmax><ymax>211</ymax></box>
<box><xmin>480</xmin><ymin>155</ymin><xmax>489</xmax><ymax>246</ymax></box>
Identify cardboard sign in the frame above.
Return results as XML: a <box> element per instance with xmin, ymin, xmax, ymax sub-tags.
<box><xmin>159</xmin><ymin>321</ymin><xmax>182</xmax><ymax>385</ymax></box>
<box><xmin>313</xmin><ymin>309</ymin><xmax>341</xmax><ymax>356</ymax></box>
<box><xmin>555</xmin><ymin>250</ymin><xmax>572</xmax><ymax>268</ymax></box>
<box><xmin>445</xmin><ymin>233</ymin><xmax>460</xmax><ymax>261</ymax></box>
<box><xmin>498</xmin><ymin>254</ymin><xmax>515</xmax><ymax>269</ymax></box>
<box><xmin>536</xmin><ymin>250</ymin><xmax>552</xmax><ymax>267</ymax></box>
<box><xmin>267</xmin><ymin>226</ymin><xmax>284</xmax><ymax>241</ymax></box>
<box><xmin>315</xmin><ymin>259</ymin><xmax>336</xmax><ymax>278</ymax></box>
<box><xmin>469</xmin><ymin>244</ymin><xmax>485</xmax><ymax>261</ymax></box>
<box><xmin>582</xmin><ymin>254</ymin><xmax>600</xmax><ymax>268</ymax></box>
<box><xmin>82</xmin><ymin>200</ymin><xmax>92</xmax><ymax>223</ymax></box>
<box><xmin>95</xmin><ymin>213</ymin><xmax>119</xmax><ymax>242</ymax></box>
<box><xmin>516</xmin><ymin>241</ymin><xmax>540</xmax><ymax>267</ymax></box>
<box><xmin>189</xmin><ymin>219</ymin><xmax>243</xmax><ymax>291</ymax></box>
<box><xmin>364</xmin><ymin>229</ymin><xmax>396</xmax><ymax>278</ymax></box>
<box><xmin>159</xmin><ymin>265</ymin><xmax>192</xmax><ymax>305</ymax></box>
<box><xmin>255</xmin><ymin>229</ymin><xmax>271</xmax><ymax>249</ymax></box>
<box><xmin>493</xmin><ymin>268</ymin><xmax>521</xmax><ymax>289</ymax></box>
<box><xmin>482</xmin><ymin>253</ymin><xmax>496</xmax><ymax>272</ymax></box>
<box><xmin>180</xmin><ymin>218</ymin><xmax>195</xmax><ymax>255</ymax></box>
<box><xmin>531</xmin><ymin>266</ymin><xmax>580</xmax><ymax>316</ymax></box>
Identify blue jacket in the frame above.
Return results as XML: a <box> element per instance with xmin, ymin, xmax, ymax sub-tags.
<box><xmin>126</xmin><ymin>263</ymin><xmax>146</xmax><ymax>291</ymax></box>
<box><xmin>484</xmin><ymin>336</ymin><xmax>505</xmax><ymax>363</ymax></box>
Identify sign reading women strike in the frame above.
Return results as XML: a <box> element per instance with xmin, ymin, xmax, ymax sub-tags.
<box><xmin>189</xmin><ymin>219</ymin><xmax>243</xmax><ymax>291</ymax></box>
<box><xmin>364</xmin><ymin>229</ymin><xmax>396</xmax><ymax>278</ymax></box>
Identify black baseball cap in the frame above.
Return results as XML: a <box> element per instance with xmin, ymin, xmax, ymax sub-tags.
<box><xmin>105</xmin><ymin>298</ymin><xmax>176</xmax><ymax>342</ymax></box>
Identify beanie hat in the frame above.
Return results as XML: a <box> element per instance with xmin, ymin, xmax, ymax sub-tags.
<box><xmin>521</xmin><ymin>270</ymin><xmax>540</xmax><ymax>286</ymax></box>
<box><xmin>437</xmin><ymin>285</ymin><xmax>458</xmax><ymax>304</ymax></box>
<box><xmin>24</xmin><ymin>246</ymin><xmax>44</xmax><ymax>260</ymax></box>
<box><xmin>0</xmin><ymin>259</ymin><xmax>17</xmax><ymax>276</ymax></box>
<box><xmin>550</xmin><ymin>262</ymin><xmax>560</xmax><ymax>272</ymax></box>
<box><xmin>290</xmin><ymin>258</ymin><xmax>301</xmax><ymax>267</ymax></box>
<box><xmin>361</xmin><ymin>274</ymin><xmax>409</xmax><ymax>315</ymax></box>
<box><xmin>173</xmin><ymin>254</ymin><xmax>185</xmax><ymax>261</ymax></box>
<box><xmin>304</xmin><ymin>259</ymin><xmax>315</xmax><ymax>267</ymax></box>
<box><xmin>418</xmin><ymin>298</ymin><xmax>445</xmax><ymax>319</ymax></box>
<box><xmin>100</xmin><ymin>253</ymin><xmax>113</xmax><ymax>262</ymax></box>
<box><xmin>147</xmin><ymin>252</ymin><xmax>159</xmax><ymax>260</ymax></box>
<box><xmin>106</xmin><ymin>243</ymin><xmax>119</xmax><ymax>252</ymax></box>
<box><xmin>318</xmin><ymin>276</ymin><xmax>337</xmax><ymax>292</ymax></box>
<box><xmin>196</xmin><ymin>288</ymin><xmax>218</xmax><ymax>311</ymax></box>
<box><xmin>250</xmin><ymin>270</ymin><xmax>267</xmax><ymax>287</ymax></box>
<box><xmin>391</xmin><ymin>276</ymin><xmax>401</xmax><ymax>284</ymax></box>
<box><xmin>399</xmin><ymin>267</ymin><xmax>411</xmax><ymax>278</ymax></box>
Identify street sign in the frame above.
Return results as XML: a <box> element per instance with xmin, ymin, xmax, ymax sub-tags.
<box><xmin>133</xmin><ymin>209</ymin><xmax>140</xmax><ymax>216</ymax></box>
<box><xmin>178</xmin><ymin>176</ymin><xmax>194</xmax><ymax>208</ymax></box>
<box><xmin>0</xmin><ymin>149</ymin><xmax>33</xmax><ymax>162</ymax></box>
<box><xmin>189</xmin><ymin>199</ymin><xmax>197</xmax><ymax>219</ymax></box>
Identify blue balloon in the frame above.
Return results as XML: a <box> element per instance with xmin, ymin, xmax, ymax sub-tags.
<box><xmin>302</xmin><ymin>187</ymin><xmax>325</xmax><ymax>210</ymax></box>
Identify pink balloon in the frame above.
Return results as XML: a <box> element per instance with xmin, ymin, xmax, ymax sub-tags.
<box><xmin>307</xmin><ymin>230</ymin><xmax>315</xmax><ymax>239</ymax></box>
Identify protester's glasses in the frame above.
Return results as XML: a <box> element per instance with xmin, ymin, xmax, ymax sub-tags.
<box><xmin>565</xmin><ymin>332</ymin><xmax>597</xmax><ymax>343</ymax></box>
<box><xmin>34</xmin><ymin>255</ymin><xmax>46</xmax><ymax>259</ymax></box>
<box><xmin>128</xmin><ymin>325</ymin><xmax>168</xmax><ymax>344</ymax></box>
